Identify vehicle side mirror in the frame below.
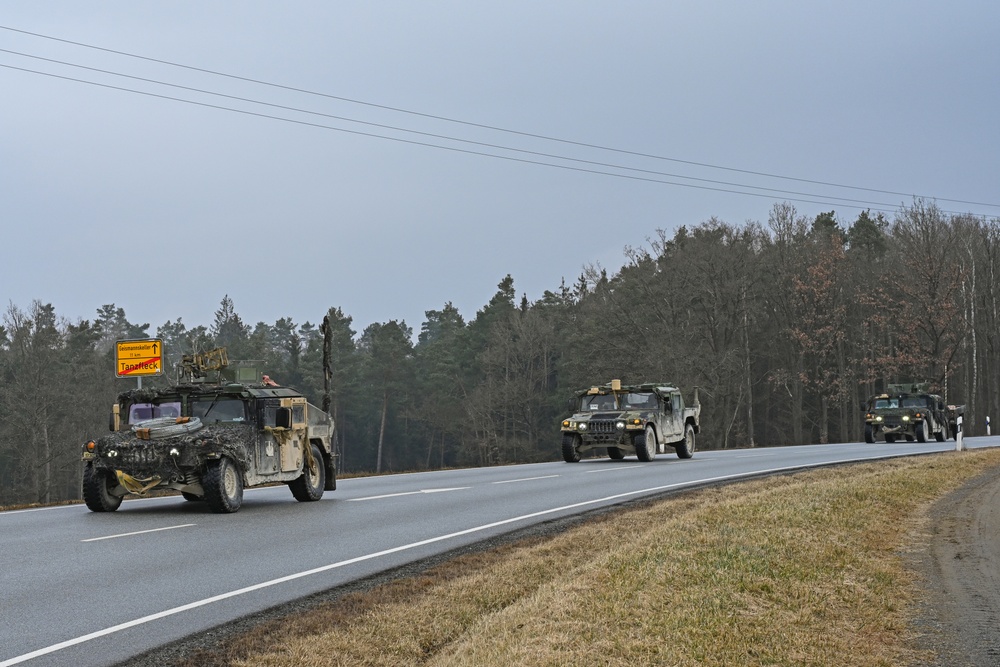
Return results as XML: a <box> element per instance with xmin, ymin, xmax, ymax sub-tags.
<box><xmin>567</xmin><ymin>398</ymin><xmax>577</xmax><ymax>412</ymax></box>
<box><xmin>275</xmin><ymin>407</ymin><xmax>292</xmax><ymax>429</ymax></box>
<box><xmin>109</xmin><ymin>411</ymin><xmax>116</xmax><ymax>432</ymax></box>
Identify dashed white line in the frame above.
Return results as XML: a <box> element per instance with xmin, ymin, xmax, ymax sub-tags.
<box><xmin>346</xmin><ymin>487</ymin><xmax>470</xmax><ymax>501</ymax></box>
<box><xmin>583</xmin><ymin>465</ymin><xmax>640</xmax><ymax>474</ymax></box>
<box><xmin>492</xmin><ymin>475</ymin><xmax>560</xmax><ymax>484</ymax></box>
<box><xmin>82</xmin><ymin>524</ymin><xmax>196</xmax><ymax>542</ymax></box>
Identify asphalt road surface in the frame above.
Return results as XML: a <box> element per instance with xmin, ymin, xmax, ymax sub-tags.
<box><xmin>3</xmin><ymin>437</ymin><xmax>998</xmax><ymax>667</ymax></box>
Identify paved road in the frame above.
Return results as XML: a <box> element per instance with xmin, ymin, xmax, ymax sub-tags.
<box><xmin>3</xmin><ymin>437</ymin><xmax>997</xmax><ymax>667</ymax></box>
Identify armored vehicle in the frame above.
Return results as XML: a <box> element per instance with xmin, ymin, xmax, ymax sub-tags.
<box><xmin>863</xmin><ymin>382</ymin><xmax>962</xmax><ymax>444</ymax></box>
<box><xmin>82</xmin><ymin>349</ymin><xmax>336</xmax><ymax>513</ymax></box>
<box><xmin>560</xmin><ymin>380</ymin><xmax>700</xmax><ymax>462</ymax></box>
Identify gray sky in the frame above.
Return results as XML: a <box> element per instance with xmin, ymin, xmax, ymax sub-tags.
<box><xmin>3</xmin><ymin>1</ymin><xmax>998</xmax><ymax>338</ymax></box>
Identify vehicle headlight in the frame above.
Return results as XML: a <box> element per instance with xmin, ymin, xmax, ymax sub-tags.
<box><xmin>561</xmin><ymin>420</ymin><xmax>571</xmax><ymax>428</ymax></box>
<box><xmin>616</xmin><ymin>421</ymin><xmax>626</xmax><ymax>430</ymax></box>
<box><xmin>875</xmin><ymin>416</ymin><xmax>883</xmax><ymax>422</ymax></box>
<box><xmin>902</xmin><ymin>415</ymin><xmax>910</xmax><ymax>422</ymax></box>
<box><xmin>577</xmin><ymin>422</ymin><xmax>588</xmax><ymax>431</ymax></box>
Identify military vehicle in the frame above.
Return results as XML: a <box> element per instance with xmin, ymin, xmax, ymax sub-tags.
<box><xmin>560</xmin><ymin>380</ymin><xmax>701</xmax><ymax>462</ymax></box>
<box><xmin>82</xmin><ymin>348</ymin><xmax>337</xmax><ymax>513</ymax></box>
<box><xmin>863</xmin><ymin>382</ymin><xmax>963</xmax><ymax>444</ymax></box>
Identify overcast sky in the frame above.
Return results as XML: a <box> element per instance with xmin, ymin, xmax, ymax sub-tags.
<box><xmin>2</xmin><ymin>2</ymin><xmax>998</xmax><ymax>339</ymax></box>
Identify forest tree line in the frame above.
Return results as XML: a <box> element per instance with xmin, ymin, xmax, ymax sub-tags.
<box><xmin>2</xmin><ymin>200</ymin><xmax>998</xmax><ymax>506</ymax></box>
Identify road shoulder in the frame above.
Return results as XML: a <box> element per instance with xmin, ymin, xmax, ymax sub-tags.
<box><xmin>908</xmin><ymin>461</ymin><xmax>1000</xmax><ymax>666</ymax></box>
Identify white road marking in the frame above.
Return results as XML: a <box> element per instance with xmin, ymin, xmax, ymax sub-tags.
<box><xmin>492</xmin><ymin>475</ymin><xmax>560</xmax><ymax>484</ymax></box>
<box><xmin>346</xmin><ymin>487</ymin><xmax>470</xmax><ymax>501</ymax></box>
<box><xmin>583</xmin><ymin>465</ymin><xmax>639</xmax><ymax>474</ymax></box>
<box><xmin>82</xmin><ymin>524</ymin><xmax>196</xmax><ymax>542</ymax></box>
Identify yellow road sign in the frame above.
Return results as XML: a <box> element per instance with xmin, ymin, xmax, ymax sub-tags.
<box><xmin>116</xmin><ymin>339</ymin><xmax>164</xmax><ymax>377</ymax></box>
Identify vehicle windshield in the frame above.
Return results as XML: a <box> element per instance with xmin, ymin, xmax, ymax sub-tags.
<box><xmin>191</xmin><ymin>397</ymin><xmax>247</xmax><ymax>423</ymax></box>
<box><xmin>128</xmin><ymin>401</ymin><xmax>182</xmax><ymax>424</ymax></box>
<box><xmin>623</xmin><ymin>392</ymin><xmax>657</xmax><ymax>409</ymax></box>
<box><xmin>581</xmin><ymin>394</ymin><xmax>618</xmax><ymax>411</ymax></box>
<box><xmin>902</xmin><ymin>397</ymin><xmax>926</xmax><ymax>408</ymax></box>
<box><xmin>874</xmin><ymin>398</ymin><xmax>899</xmax><ymax>409</ymax></box>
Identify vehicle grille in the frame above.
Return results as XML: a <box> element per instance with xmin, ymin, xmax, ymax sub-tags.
<box><xmin>583</xmin><ymin>418</ymin><xmax>623</xmax><ymax>443</ymax></box>
<box><xmin>588</xmin><ymin>419</ymin><xmax>618</xmax><ymax>435</ymax></box>
<box><xmin>119</xmin><ymin>446</ymin><xmax>166</xmax><ymax>469</ymax></box>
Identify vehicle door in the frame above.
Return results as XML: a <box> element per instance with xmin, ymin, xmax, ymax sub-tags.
<box><xmin>660</xmin><ymin>392</ymin><xmax>683</xmax><ymax>442</ymax></box>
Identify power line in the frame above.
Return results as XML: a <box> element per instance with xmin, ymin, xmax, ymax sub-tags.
<box><xmin>0</xmin><ymin>47</ymin><xmax>914</xmax><ymax>212</ymax></box>
<box><xmin>3</xmin><ymin>61</ymin><xmax>919</xmax><ymax>216</ymax></box>
<box><xmin>2</xmin><ymin>24</ymin><xmax>997</xmax><ymax>212</ymax></box>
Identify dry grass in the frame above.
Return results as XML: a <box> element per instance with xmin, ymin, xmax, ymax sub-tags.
<box><xmin>175</xmin><ymin>449</ymin><xmax>1000</xmax><ymax>667</ymax></box>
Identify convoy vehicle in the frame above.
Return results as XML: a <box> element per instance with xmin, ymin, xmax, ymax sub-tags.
<box><xmin>863</xmin><ymin>382</ymin><xmax>963</xmax><ymax>443</ymax></box>
<box><xmin>82</xmin><ymin>349</ymin><xmax>336</xmax><ymax>513</ymax></box>
<box><xmin>560</xmin><ymin>379</ymin><xmax>700</xmax><ymax>462</ymax></box>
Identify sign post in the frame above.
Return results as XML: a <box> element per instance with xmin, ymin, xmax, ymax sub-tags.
<box><xmin>115</xmin><ymin>339</ymin><xmax>164</xmax><ymax>388</ymax></box>
<box><xmin>955</xmin><ymin>415</ymin><xmax>965</xmax><ymax>452</ymax></box>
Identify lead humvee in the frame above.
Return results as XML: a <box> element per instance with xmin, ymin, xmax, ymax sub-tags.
<box><xmin>82</xmin><ymin>348</ymin><xmax>336</xmax><ymax>513</ymax></box>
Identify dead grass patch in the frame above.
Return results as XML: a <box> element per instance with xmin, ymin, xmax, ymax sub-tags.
<box><xmin>173</xmin><ymin>450</ymin><xmax>1000</xmax><ymax>667</ymax></box>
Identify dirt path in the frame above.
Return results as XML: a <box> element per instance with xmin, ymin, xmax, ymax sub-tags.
<box><xmin>910</xmin><ymin>465</ymin><xmax>1000</xmax><ymax>666</ymax></box>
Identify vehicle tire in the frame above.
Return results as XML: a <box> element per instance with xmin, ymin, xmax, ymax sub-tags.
<box><xmin>290</xmin><ymin>443</ymin><xmax>326</xmax><ymax>502</ymax></box>
<box><xmin>675</xmin><ymin>424</ymin><xmax>696</xmax><ymax>459</ymax></box>
<box><xmin>607</xmin><ymin>447</ymin><xmax>625</xmax><ymax>460</ymax></box>
<box><xmin>864</xmin><ymin>424</ymin><xmax>875</xmax><ymax>444</ymax></box>
<box><xmin>83</xmin><ymin>464</ymin><xmax>122</xmax><ymax>512</ymax></box>
<box><xmin>635</xmin><ymin>425</ymin><xmax>656</xmax><ymax>462</ymax></box>
<box><xmin>324</xmin><ymin>453</ymin><xmax>337</xmax><ymax>491</ymax></box>
<box><xmin>885</xmin><ymin>434</ymin><xmax>897</xmax><ymax>443</ymax></box>
<box><xmin>562</xmin><ymin>434</ymin><xmax>581</xmax><ymax>463</ymax></box>
<box><xmin>915</xmin><ymin>420</ymin><xmax>928</xmax><ymax>443</ymax></box>
<box><xmin>935</xmin><ymin>421</ymin><xmax>947</xmax><ymax>442</ymax></box>
<box><xmin>181</xmin><ymin>492</ymin><xmax>203</xmax><ymax>502</ymax></box>
<box><xmin>203</xmin><ymin>457</ymin><xmax>243</xmax><ymax>513</ymax></box>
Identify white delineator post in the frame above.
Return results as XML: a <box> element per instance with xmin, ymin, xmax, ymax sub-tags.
<box><xmin>956</xmin><ymin>415</ymin><xmax>965</xmax><ymax>452</ymax></box>
<box><xmin>987</xmin><ymin>416</ymin><xmax>991</xmax><ymax>436</ymax></box>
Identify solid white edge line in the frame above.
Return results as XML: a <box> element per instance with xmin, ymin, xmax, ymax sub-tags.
<box><xmin>82</xmin><ymin>523</ymin><xmax>196</xmax><ymax>542</ymax></box>
<box><xmin>0</xmin><ymin>449</ymin><xmax>969</xmax><ymax>665</ymax></box>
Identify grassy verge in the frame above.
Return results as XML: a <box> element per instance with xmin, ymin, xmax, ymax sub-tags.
<box><xmin>175</xmin><ymin>449</ymin><xmax>1000</xmax><ymax>667</ymax></box>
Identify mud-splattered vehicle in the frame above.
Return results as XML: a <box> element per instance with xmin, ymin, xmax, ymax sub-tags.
<box><xmin>560</xmin><ymin>379</ymin><xmax>700</xmax><ymax>462</ymax></box>
<box><xmin>82</xmin><ymin>349</ymin><xmax>336</xmax><ymax>513</ymax></box>
<box><xmin>863</xmin><ymin>382</ymin><xmax>962</xmax><ymax>443</ymax></box>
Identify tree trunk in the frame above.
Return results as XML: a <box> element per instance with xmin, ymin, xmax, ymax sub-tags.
<box><xmin>41</xmin><ymin>420</ymin><xmax>51</xmax><ymax>504</ymax></box>
<box><xmin>744</xmin><ymin>301</ymin><xmax>756</xmax><ymax>447</ymax></box>
<box><xmin>819</xmin><ymin>395</ymin><xmax>829</xmax><ymax>444</ymax></box>
<box><xmin>792</xmin><ymin>353</ymin><xmax>805</xmax><ymax>445</ymax></box>
<box><xmin>376</xmin><ymin>389</ymin><xmax>388</xmax><ymax>473</ymax></box>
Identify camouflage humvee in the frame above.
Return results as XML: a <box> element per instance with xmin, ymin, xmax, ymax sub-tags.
<box><xmin>863</xmin><ymin>382</ymin><xmax>962</xmax><ymax>443</ymax></box>
<box><xmin>560</xmin><ymin>380</ymin><xmax>700</xmax><ymax>462</ymax></box>
<box><xmin>82</xmin><ymin>349</ymin><xmax>336</xmax><ymax>513</ymax></box>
